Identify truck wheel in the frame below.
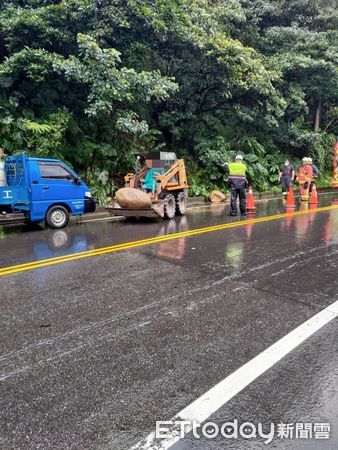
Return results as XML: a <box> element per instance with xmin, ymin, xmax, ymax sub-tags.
<box><xmin>46</xmin><ymin>206</ymin><xmax>69</xmax><ymax>229</ymax></box>
<box><xmin>164</xmin><ymin>194</ymin><xmax>176</xmax><ymax>219</ymax></box>
<box><xmin>176</xmin><ymin>192</ymin><xmax>187</xmax><ymax>215</ymax></box>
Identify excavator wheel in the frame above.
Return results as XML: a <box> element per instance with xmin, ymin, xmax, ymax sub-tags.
<box><xmin>164</xmin><ymin>194</ymin><xmax>176</xmax><ymax>219</ymax></box>
<box><xmin>175</xmin><ymin>192</ymin><xmax>187</xmax><ymax>216</ymax></box>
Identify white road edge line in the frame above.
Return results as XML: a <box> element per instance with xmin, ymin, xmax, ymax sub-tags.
<box><xmin>130</xmin><ymin>300</ymin><xmax>338</xmax><ymax>450</ymax></box>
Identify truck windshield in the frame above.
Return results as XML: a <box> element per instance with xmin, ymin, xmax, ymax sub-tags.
<box><xmin>38</xmin><ymin>163</ymin><xmax>74</xmax><ymax>180</ymax></box>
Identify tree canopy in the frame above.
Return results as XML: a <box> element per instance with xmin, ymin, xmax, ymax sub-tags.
<box><xmin>0</xmin><ymin>0</ymin><xmax>337</xmax><ymax>197</ymax></box>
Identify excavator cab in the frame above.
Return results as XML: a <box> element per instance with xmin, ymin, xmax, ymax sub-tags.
<box><xmin>106</xmin><ymin>152</ymin><xmax>189</xmax><ymax>219</ymax></box>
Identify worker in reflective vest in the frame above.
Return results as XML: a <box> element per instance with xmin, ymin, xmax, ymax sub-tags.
<box><xmin>297</xmin><ymin>157</ymin><xmax>313</xmax><ymax>201</ymax></box>
<box><xmin>224</xmin><ymin>155</ymin><xmax>248</xmax><ymax>216</ymax></box>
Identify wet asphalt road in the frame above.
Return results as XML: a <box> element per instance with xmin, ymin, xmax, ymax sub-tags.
<box><xmin>1</xmin><ymin>193</ymin><xmax>338</xmax><ymax>449</ymax></box>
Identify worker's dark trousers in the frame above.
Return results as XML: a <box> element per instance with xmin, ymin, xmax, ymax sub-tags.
<box><xmin>281</xmin><ymin>176</ymin><xmax>292</xmax><ymax>193</ymax></box>
<box><xmin>229</xmin><ymin>179</ymin><xmax>247</xmax><ymax>215</ymax></box>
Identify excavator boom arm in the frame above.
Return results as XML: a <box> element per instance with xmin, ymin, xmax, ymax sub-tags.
<box><xmin>155</xmin><ymin>159</ymin><xmax>188</xmax><ymax>193</ymax></box>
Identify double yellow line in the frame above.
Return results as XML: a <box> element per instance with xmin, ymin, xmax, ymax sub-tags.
<box><xmin>1</xmin><ymin>204</ymin><xmax>337</xmax><ymax>277</ymax></box>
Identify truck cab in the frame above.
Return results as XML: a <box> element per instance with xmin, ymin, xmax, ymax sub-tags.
<box><xmin>0</xmin><ymin>153</ymin><xmax>95</xmax><ymax>228</ymax></box>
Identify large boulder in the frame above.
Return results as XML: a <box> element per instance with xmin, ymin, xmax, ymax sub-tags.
<box><xmin>115</xmin><ymin>188</ymin><xmax>152</xmax><ymax>209</ymax></box>
<box><xmin>209</xmin><ymin>190</ymin><xmax>226</xmax><ymax>203</ymax></box>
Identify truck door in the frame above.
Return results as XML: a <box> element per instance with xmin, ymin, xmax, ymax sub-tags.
<box><xmin>36</xmin><ymin>162</ymin><xmax>85</xmax><ymax>214</ymax></box>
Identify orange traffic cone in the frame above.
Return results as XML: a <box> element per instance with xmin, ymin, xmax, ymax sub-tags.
<box><xmin>286</xmin><ymin>186</ymin><xmax>296</xmax><ymax>209</ymax></box>
<box><xmin>309</xmin><ymin>183</ymin><xmax>319</xmax><ymax>205</ymax></box>
<box><xmin>246</xmin><ymin>186</ymin><xmax>256</xmax><ymax>214</ymax></box>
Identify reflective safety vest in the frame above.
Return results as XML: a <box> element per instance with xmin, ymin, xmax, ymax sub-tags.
<box><xmin>228</xmin><ymin>162</ymin><xmax>247</xmax><ymax>179</ymax></box>
<box><xmin>298</xmin><ymin>164</ymin><xmax>313</xmax><ymax>184</ymax></box>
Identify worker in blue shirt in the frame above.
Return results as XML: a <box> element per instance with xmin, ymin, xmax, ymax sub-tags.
<box><xmin>308</xmin><ymin>157</ymin><xmax>320</xmax><ymax>194</ymax></box>
<box><xmin>278</xmin><ymin>160</ymin><xmax>295</xmax><ymax>197</ymax></box>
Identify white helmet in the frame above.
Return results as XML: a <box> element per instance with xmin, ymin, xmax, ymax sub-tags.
<box><xmin>235</xmin><ymin>154</ymin><xmax>243</xmax><ymax>161</ymax></box>
<box><xmin>302</xmin><ymin>157</ymin><xmax>308</xmax><ymax>163</ymax></box>
<box><xmin>308</xmin><ymin>157</ymin><xmax>313</xmax><ymax>164</ymax></box>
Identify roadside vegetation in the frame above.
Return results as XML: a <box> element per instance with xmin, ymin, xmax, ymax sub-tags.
<box><xmin>0</xmin><ymin>0</ymin><xmax>337</xmax><ymax>201</ymax></box>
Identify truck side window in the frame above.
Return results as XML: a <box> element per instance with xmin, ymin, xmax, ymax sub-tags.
<box><xmin>38</xmin><ymin>164</ymin><xmax>74</xmax><ymax>180</ymax></box>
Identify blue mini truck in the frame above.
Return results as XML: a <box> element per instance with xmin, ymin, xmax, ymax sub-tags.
<box><xmin>0</xmin><ymin>153</ymin><xmax>95</xmax><ymax>228</ymax></box>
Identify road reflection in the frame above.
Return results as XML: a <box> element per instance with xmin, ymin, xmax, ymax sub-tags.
<box><xmin>151</xmin><ymin>216</ymin><xmax>188</xmax><ymax>262</ymax></box>
<box><xmin>324</xmin><ymin>200</ymin><xmax>338</xmax><ymax>246</ymax></box>
<box><xmin>224</xmin><ymin>242</ymin><xmax>244</xmax><ymax>270</ymax></box>
<box><xmin>32</xmin><ymin>229</ymin><xmax>95</xmax><ymax>261</ymax></box>
<box><xmin>294</xmin><ymin>202</ymin><xmax>311</xmax><ymax>242</ymax></box>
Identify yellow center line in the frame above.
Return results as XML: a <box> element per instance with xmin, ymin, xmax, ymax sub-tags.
<box><xmin>1</xmin><ymin>204</ymin><xmax>337</xmax><ymax>277</ymax></box>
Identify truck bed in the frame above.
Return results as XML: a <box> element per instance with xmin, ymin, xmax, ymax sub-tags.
<box><xmin>0</xmin><ymin>186</ymin><xmax>30</xmax><ymax>209</ymax></box>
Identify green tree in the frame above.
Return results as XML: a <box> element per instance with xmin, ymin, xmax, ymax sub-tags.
<box><xmin>239</xmin><ymin>0</ymin><xmax>338</xmax><ymax>168</ymax></box>
<box><xmin>0</xmin><ymin>0</ymin><xmax>337</xmax><ymax>194</ymax></box>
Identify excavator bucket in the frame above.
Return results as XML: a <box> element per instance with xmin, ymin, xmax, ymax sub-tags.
<box><xmin>106</xmin><ymin>201</ymin><xmax>164</xmax><ymax>219</ymax></box>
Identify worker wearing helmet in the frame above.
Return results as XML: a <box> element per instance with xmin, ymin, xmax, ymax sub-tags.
<box><xmin>297</xmin><ymin>157</ymin><xmax>313</xmax><ymax>201</ymax></box>
<box><xmin>278</xmin><ymin>159</ymin><xmax>295</xmax><ymax>197</ymax></box>
<box><xmin>307</xmin><ymin>157</ymin><xmax>321</xmax><ymax>194</ymax></box>
<box><xmin>223</xmin><ymin>154</ymin><xmax>248</xmax><ymax>216</ymax></box>
<box><xmin>133</xmin><ymin>154</ymin><xmax>146</xmax><ymax>188</ymax></box>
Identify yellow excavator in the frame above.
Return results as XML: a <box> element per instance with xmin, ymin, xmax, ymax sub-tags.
<box><xmin>106</xmin><ymin>152</ymin><xmax>189</xmax><ymax>219</ymax></box>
